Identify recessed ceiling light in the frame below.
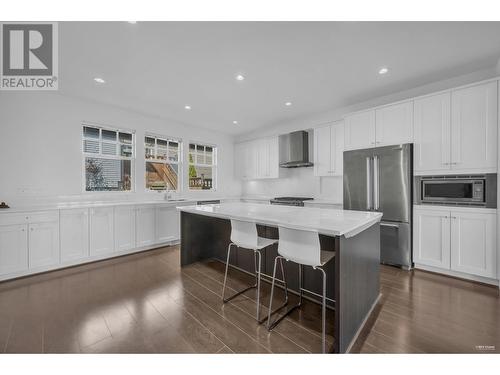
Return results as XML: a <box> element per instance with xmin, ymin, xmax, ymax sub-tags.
<box><xmin>235</xmin><ymin>74</ymin><xmax>245</xmax><ymax>81</ymax></box>
<box><xmin>127</xmin><ymin>21</ymin><xmax>137</xmax><ymax>24</ymax></box>
<box><xmin>233</xmin><ymin>120</ymin><xmax>238</xmax><ymax>125</ymax></box>
<box><xmin>285</xmin><ymin>102</ymin><xmax>292</xmax><ymax>106</ymax></box>
<box><xmin>94</xmin><ymin>77</ymin><xmax>105</xmax><ymax>84</ymax></box>
<box><xmin>378</xmin><ymin>67</ymin><xmax>389</xmax><ymax>75</ymax></box>
<box><xmin>184</xmin><ymin>105</ymin><xmax>191</xmax><ymax>110</ymax></box>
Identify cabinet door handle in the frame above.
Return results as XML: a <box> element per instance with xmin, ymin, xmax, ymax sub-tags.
<box><xmin>450</xmin><ymin>216</ymin><xmax>457</xmax><ymax>219</ymax></box>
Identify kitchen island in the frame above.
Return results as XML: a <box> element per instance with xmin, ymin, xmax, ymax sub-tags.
<box><xmin>177</xmin><ymin>202</ymin><xmax>382</xmax><ymax>353</ymax></box>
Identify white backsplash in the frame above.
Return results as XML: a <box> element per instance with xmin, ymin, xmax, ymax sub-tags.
<box><xmin>242</xmin><ymin>167</ymin><xmax>343</xmax><ymax>203</ymax></box>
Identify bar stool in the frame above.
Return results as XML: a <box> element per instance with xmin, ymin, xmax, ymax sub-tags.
<box><xmin>267</xmin><ymin>225</ymin><xmax>335</xmax><ymax>353</ymax></box>
<box><xmin>222</xmin><ymin>219</ymin><xmax>288</xmax><ymax>323</ymax></box>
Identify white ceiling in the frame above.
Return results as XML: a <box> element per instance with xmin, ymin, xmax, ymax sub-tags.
<box><xmin>59</xmin><ymin>21</ymin><xmax>500</xmax><ymax>135</ymax></box>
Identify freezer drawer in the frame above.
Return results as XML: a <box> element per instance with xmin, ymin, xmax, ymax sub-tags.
<box><xmin>380</xmin><ymin>221</ymin><xmax>411</xmax><ymax>268</ymax></box>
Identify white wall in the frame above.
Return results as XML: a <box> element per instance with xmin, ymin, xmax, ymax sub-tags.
<box><xmin>238</xmin><ymin>67</ymin><xmax>500</xmax><ymax>202</ymax></box>
<box><xmin>0</xmin><ymin>92</ymin><xmax>241</xmax><ymax>206</ymax></box>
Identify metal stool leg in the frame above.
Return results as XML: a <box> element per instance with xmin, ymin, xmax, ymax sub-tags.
<box><xmin>266</xmin><ymin>256</ymin><xmax>279</xmax><ymax>329</ymax></box>
<box><xmin>318</xmin><ymin>267</ymin><xmax>327</xmax><ymax>354</ymax></box>
<box><xmin>221</xmin><ymin>243</ymin><xmax>233</xmax><ymax>301</ymax></box>
<box><xmin>222</xmin><ymin>243</ymin><xmax>257</xmax><ymax>304</ymax></box>
<box><xmin>267</xmin><ymin>258</ymin><xmax>305</xmax><ymax>331</ymax></box>
<box><xmin>222</xmin><ymin>243</ymin><xmax>268</xmax><ymax>324</ymax></box>
<box><xmin>255</xmin><ymin>250</ymin><xmax>262</xmax><ymax>322</ymax></box>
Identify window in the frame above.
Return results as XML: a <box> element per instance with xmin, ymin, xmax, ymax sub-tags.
<box><xmin>188</xmin><ymin>142</ymin><xmax>217</xmax><ymax>190</ymax></box>
<box><xmin>145</xmin><ymin>135</ymin><xmax>182</xmax><ymax>191</ymax></box>
<box><xmin>83</xmin><ymin>125</ymin><xmax>134</xmax><ymax>192</ymax></box>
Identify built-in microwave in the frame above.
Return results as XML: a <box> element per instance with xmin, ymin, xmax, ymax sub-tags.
<box><xmin>414</xmin><ymin>174</ymin><xmax>497</xmax><ymax>208</ymax></box>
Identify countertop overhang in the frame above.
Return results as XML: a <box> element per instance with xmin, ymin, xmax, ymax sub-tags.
<box><xmin>177</xmin><ymin>202</ymin><xmax>382</xmax><ymax>238</ymax></box>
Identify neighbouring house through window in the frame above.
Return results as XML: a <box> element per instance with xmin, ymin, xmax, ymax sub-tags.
<box><xmin>83</xmin><ymin>124</ymin><xmax>135</xmax><ymax>191</ymax></box>
<box><xmin>145</xmin><ymin>135</ymin><xmax>181</xmax><ymax>191</ymax></box>
<box><xmin>188</xmin><ymin>142</ymin><xmax>217</xmax><ymax>190</ymax></box>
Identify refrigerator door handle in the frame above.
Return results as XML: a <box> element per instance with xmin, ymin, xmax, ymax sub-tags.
<box><xmin>373</xmin><ymin>155</ymin><xmax>380</xmax><ymax>210</ymax></box>
<box><xmin>381</xmin><ymin>222</ymin><xmax>399</xmax><ymax>228</ymax></box>
<box><xmin>366</xmin><ymin>156</ymin><xmax>372</xmax><ymax>210</ymax></box>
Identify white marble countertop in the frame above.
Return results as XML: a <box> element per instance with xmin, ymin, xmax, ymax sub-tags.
<box><xmin>177</xmin><ymin>202</ymin><xmax>382</xmax><ymax>238</ymax></box>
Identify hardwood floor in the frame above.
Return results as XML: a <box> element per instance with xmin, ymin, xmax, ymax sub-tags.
<box><xmin>0</xmin><ymin>245</ymin><xmax>498</xmax><ymax>353</ymax></box>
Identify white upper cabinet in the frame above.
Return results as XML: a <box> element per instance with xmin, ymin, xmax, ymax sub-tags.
<box><xmin>235</xmin><ymin>136</ymin><xmax>279</xmax><ymax>180</ymax></box>
<box><xmin>239</xmin><ymin>140</ymin><xmax>257</xmax><ymax>180</ymax></box>
<box><xmin>29</xmin><ymin>221</ymin><xmax>60</xmax><ymax>269</ymax></box>
<box><xmin>156</xmin><ymin>205</ymin><xmax>179</xmax><ymax>243</ymax></box>
<box><xmin>136</xmin><ymin>206</ymin><xmax>156</xmax><ymax>247</ymax></box>
<box><xmin>345</xmin><ymin>103</ymin><xmax>413</xmax><ymax>151</ymax></box>
<box><xmin>450</xmin><ymin>81</ymin><xmax>498</xmax><ymax>172</ymax></box>
<box><xmin>90</xmin><ymin>207</ymin><xmax>115</xmax><ymax>256</ymax></box>
<box><xmin>0</xmin><ymin>224</ymin><xmax>28</xmax><ymax>276</ymax></box>
<box><xmin>256</xmin><ymin>138</ymin><xmax>269</xmax><ymax>178</ymax></box>
<box><xmin>314</xmin><ymin>121</ymin><xmax>344</xmax><ymax>177</ymax></box>
<box><xmin>375</xmin><ymin>101</ymin><xmax>413</xmax><ymax>146</ymax></box>
<box><xmin>344</xmin><ymin>110</ymin><xmax>376</xmax><ymax>150</ymax></box>
<box><xmin>60</xmin><ymin>208</ymin><xmax>89</xmax><ymax>263</ymax></box>
<box><xmin>413</xmin><ymin>207</ymin><xmax>451</xmax><ymax>269</ymax></box>
<box><xmin>114</xmin><ymin>206</ymin><xmax>136</xmax><ymax>252</ymax></box>
<box><xmin>413</xmin><ymin>92</ymin><xmax>451</xmax><ymax>173</ymax></box>
<box><xmin>268</xmin><ymin>136</ymin><xmax>279</xmax><ymax>178</ymax></box>
<box><xmin>314</xmin><ymin>125</ymin><xmax>331</xmax><ymax>176</ymax></box>
<box><xmin>450</xmin><ymin>211</ymin><xmax>496</xmax><ymax>278</ymax></box>
<box><xmin>234</xmin><ymin>142</ymin><xmax>247</xmax><ymax>180</ymax></box>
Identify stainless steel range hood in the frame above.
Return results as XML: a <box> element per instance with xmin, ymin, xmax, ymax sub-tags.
<box><xmin>279</xmin><ymin>130</ymin><xmax>313</xmax><ymax>168</ymax></box>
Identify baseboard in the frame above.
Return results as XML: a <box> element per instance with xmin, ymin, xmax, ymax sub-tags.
<box><xmin>414</xmin><ymin>263</ymin><xmax>499</xmax><ymax>287</ymax></box>
<box><xmin>0</xmin><ymin>240</ymin><xmax>180</xmax><ymax>283</ymax></box>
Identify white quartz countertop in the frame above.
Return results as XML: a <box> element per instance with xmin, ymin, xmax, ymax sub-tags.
<box><xmin>0</xmin><ymin>199</ymin><xmax>197</xmax><ymax>214</ymax></box>
<box><xmin>177</xmin><ymin>202</ymin><xmax>382</xmax><ymax>238</ymax></box>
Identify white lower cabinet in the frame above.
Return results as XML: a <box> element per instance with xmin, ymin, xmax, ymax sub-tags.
<box><xmin>156</xmin><ymin>205</ymin><xmax>179</xmax><ymax>243</ymax></box>
<box><xmin>0</xmin><ymin>224</ymin><xmax>28</xmax><ymax>276</ymax></box>
<box><xmin>136</xmin><ymin>206</ymin><xmax>156</xmax><ymax>247</ymax></box>
<box><xmin>29</xmin><ymin>221</ymin><xmax>60</xmax><ymax>269</ymax></box>
<box><xmin>0</xmin><ymin>202</ymin><xmax>184</xmax><ymax>281</ymax></box>
<box><xmin>413</xmin><ymin>208</ymin><xmax>451</xmax><ymax>269</ymax></box>
<box><xmin>414</xmin><ymin>206</ymin><xmax>497</xmax><ymax>281</ymax></box>
<box><xmin>90</xmin><ymin>207</ymin><xmax>115</xmax><ymax>256</ymax></box>
<box><xmin>114</xmin><ymin>206</ymin><xmax>136</xmax><ymax>252</ymax></box>
<box><xmin>450</xmin><ymin>211</ymin><xmax>496</xmax><ymax>278</ymax></box>
<box><xmin>60</xmin><ymin>208</ymin><xmax>89</xmax><ymax>263</ymax></box>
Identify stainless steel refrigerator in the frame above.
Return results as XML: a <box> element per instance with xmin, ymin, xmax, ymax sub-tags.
<box><xmin>343</xmin><ymin>144</ymin><xmax>413</xmax><ymax>269</ymax></box>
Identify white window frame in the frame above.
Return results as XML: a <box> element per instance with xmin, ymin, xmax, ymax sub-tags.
<box><xmin>144</xmin><ymin>133</ymin><xmax>183</xmax><ymax>192</ymax></box>
<box><xmin>188</xmin><ymin>141</ymin><xmax>217</xmax><ymax>191</ymax></box>
<box><xmin>82</xmin><ymin>122</ymin><xmax>136</xmax><ymax>193</ymax></box>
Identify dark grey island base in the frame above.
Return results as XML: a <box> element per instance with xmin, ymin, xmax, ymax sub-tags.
<box><xmin>180</xmin><ymin>211</ymin><xmax>381</xmax><ymax>353</ymax></box>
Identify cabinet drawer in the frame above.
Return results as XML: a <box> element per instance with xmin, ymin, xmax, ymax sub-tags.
<box><xmin>27</xmin><ymin>211</ymin><xmax>59</xmax><ymax>223</ymax></box>
<box><xmin>0</xmin><ymin>211</ymin><xmax>59</xmax><ymax>226</ymax></box>
<box><xmin>0</xmin><ymin>213</ymin><xmax>29</xmax><ymax>226</ymax></box>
